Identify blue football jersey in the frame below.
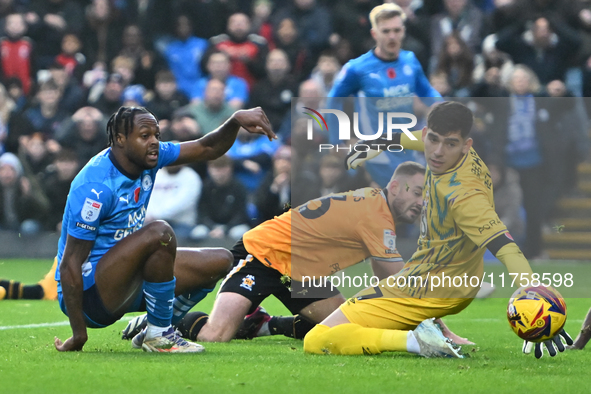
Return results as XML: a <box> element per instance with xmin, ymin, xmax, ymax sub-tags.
<box><xmin>328</xmin><ymin>49</ymin><xmax>441</xmax><ymax>186</ymax></box>
<box><xmin>55</xmin><ymin>141</ymin><xmax>181</xmax><ymax>291</ymax></box>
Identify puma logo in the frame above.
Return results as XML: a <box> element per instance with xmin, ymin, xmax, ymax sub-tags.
<box><xmin>91</xmin><ymin>189</ymin><xmax>103</xmax><ymax>199</ymax></box>
<box><xmin>119</xmin><ymin>195</ymin><xmax>129</xmax><ymax>204</ymax></box>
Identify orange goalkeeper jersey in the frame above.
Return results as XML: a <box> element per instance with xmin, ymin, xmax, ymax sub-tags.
<box><xmin>242</xmin><ymin>187</ymin><xmax>403</xmax><ymax>281</ymax></box>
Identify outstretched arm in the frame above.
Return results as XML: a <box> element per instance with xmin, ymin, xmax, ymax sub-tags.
<box><xmin>173</xmin><ymin>107</ymin><xmax>276</xmax><ymax>165</ymax></box>
<box><xmin>55</xmin><ymin>235</ymin><xmax>94</xmax><ymax>352</ymax></box>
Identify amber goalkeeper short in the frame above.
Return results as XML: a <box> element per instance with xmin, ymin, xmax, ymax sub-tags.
<box><xmin>339</xmin><ymin>283</ymin><xmax>473</xmax><ymax>330</ymax></box>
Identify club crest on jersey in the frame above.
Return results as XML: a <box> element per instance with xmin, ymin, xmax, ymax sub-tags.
<box><xmin>142</xmin><ymin>174</ymin><xmax>153</xmax><ymax>191</ymax></box>
<box><xmin>81</xmin><ymin>198</ymin><xmax>102</xmax><ymax>223</ymax></box>
<box><xmin>240</xmin><ymin>275</ymin><xmax>255</xmax><ymax>291</ymax></box>
<box><xmin>383</xmin><ymin>230</ymin><xmax>397</xmax><ymax>253</ymax></box>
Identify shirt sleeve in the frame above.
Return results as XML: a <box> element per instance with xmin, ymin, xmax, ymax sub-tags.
<box><xmin>450</xmin><ymin>191</ymin><xmax>509</xmax><ymax>248</ymax></box>
<box><xmin>358</xmin><ymin>213</ymin><xmax>403</xmax><ymax>262</ymax></box>
<box><xmin>158</xmin><ymin>141</ymin><xmax>181</xmax><ymax>169</ymax></box>
<box><xmin>66</xmin><ymin>182</ymin><xmax>114</xmax><ymax>241</ymax></box>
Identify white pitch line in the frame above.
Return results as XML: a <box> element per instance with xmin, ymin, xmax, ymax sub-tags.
<box><xmin>0</xmin><ymin>315</ymin><xmax>135</xmax><ymax>331</ymax></box>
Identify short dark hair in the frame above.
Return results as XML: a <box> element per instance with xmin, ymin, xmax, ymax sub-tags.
<box><xmin>427</xmin><ymin>101</ymin><xmax>473</xmax><ymax>139</ymax></box>
<box><xmin>106</xmin><ymin>106</ymin><xmax>157</xmax><ymax>147</ymax></box>
<box><xmin>393</xmin><ymin>161</ymin><xmax>425</xmax><ymax>179</ymax></box>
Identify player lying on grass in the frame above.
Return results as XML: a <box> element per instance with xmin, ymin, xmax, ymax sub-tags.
<box><xmin>0</xmin><ymin>259</ymin><xmax>58</xmax><ymax>301</ymax></box>
<box><xmin>303</xmin><ymin>101</ymin><xmax>572</xmax><ymax>358</ymax></box>
<box><xmin>54</xmin><ymin>105</ymin><xmax>275</xmax><ymax>353</ymax></box>
<box><xmin>123</xmin><ymin>161</ymin><xmax>472</xmax><ymax>355</ymax></box>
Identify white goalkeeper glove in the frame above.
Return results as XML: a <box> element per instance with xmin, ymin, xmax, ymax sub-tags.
<box><xmin>345</xmin><ymin>136</ymin><xmax>393</xmax><ymax>170</ymax></box>
<box><xmin>522</xmin><ymin>329</ymin><xmax>573</xmax><ymax>359</ymax></box>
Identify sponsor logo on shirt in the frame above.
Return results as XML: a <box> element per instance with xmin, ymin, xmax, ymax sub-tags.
<box><xmin>384</xmin><ymin>229</ymin><xmax>398</xmax><ymax>254</ymax></box>
<box><xmin>81</xmin><ymin>198</ymin><xmax>102</xmax><ymax>223</ymax></box>
<box><xmin>76</xmin><ymin>222</ymin><xmax>96</xmax><ymax>231</ymax></box>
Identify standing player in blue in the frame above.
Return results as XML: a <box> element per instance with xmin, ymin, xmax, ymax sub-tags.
<box><xmin>54</xmin><ymin>106</ymin><xmax>275</xmax><ymax>353</ymax></box>
<box><xmin>328</xmin><ymin>3</ymin><xmax>441</xmax><ymax>187</ymax></box>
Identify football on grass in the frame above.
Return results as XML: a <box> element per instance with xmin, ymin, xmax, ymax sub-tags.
<box><xmin>507</xmin><ymin>286</ymin><xmax>567</xmax><ymax>343</ymax></box>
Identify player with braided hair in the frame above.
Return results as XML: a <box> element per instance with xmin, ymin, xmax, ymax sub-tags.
<box><xmin>54</xmin><ymin>105</ymin><xmax>275</xmax><ymax>353</ymax></box>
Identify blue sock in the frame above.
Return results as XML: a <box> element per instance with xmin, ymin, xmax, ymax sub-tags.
<box><xmin>143</xmin><ymin>278</ymin><xmax>176</xmax><ymax>327</ymax></box>
<box><xmin>171</xmin><ymin>288</ymin><xmax>213</xmax><ymax>326</ymax></box>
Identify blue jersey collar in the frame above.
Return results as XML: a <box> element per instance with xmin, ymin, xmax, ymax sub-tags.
<box><xmin>108</xmin><ymin>149</ymin><xmax>140</xmax><ymax>180</ymax></box>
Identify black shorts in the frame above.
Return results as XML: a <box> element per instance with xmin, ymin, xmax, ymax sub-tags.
<box><xmin>219</xmin><ymin>239</ymin><xmax>341</xmax><ymax>315</ymax></box>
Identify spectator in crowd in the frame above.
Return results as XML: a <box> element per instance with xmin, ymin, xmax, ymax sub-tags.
<box><xmin>210</xmin><ymin>13</ymin><xmax>268</xmax><ymax>88</ymax></box>
<box><xmin>434</xmin><ymin>32</ymin><xmax>474</xmax><ymax>97</ymax></box>
<box><xmin>25</xmin><ymin>0</ymin><xmax>85</xmax><ymax>70</ymax></box>
<box><xmin>83</xmin><ymin>0</ymin><xmax>124</xmax><ymax>66</ymax></box>
<box><xmin>91</xmin><ymin>73</ymin><xmax>124</xmax><ymax>115</ymax></box>
<box><xmin>7</xmin><ymin>79</ymin><xmax>66</xmax><ymax>152</ymax></box>
<box><xmin>40</xmin><ymin>148</ymin><xmax>79</xmax><ymax>231</ymax></box>
<box><xmin>121</xmin><ymin>84</ymin><xmax>146</xmax><ymax>107</ymax></box>
<box><xmin>278</xmin><ymin>78</ymin><xmax>325</xmax><ymax>142</ymax></box>
<box><xmin>226</xmin><ymin>126</ymin><xmax>280</xmax><ymax>193</ymax></box>
<box><xmin>1</xmin><ymin>13</ymin><xmax>33</xmax><ymax>95</ymax></box>
<box><xmin>145</xmin><ymin>70</ymin><xmax>189</xmax><ymax>121</ymax></box>
<box><xmin>0</xmin><ymin>152</ymin><xmax>46</xmax><ymax>233</ymax></box>
<box><xmin>429</xmin><ymin>71</ymin><xmax>453</xmax><ymax>97</ymax></box>
<box><xmin>5</xmin><ymin>77</ymin><xmax>26</xmax><ymax>113</ymax></box>
<box><xmin>430</xmin><ymin>0</ymin><xmax>484</xmax><ymax>62</ymax></box>
<box><xmin>146</xmin><ymin>163</ymin><xmax>202</xmax><ymax>239</ymax></box>
<box><xmin>272</xmin><ymin>0</ymin><xmax>332</xmax><ymax>58</ymax></box>
<box><xmin>248</xmin><ymin>49</ymin><xmax>298</xmax><ymax>132</ymax></box>
<box><xmin>273</xmin><ymin>17</ymin><xmax>313</xmax><ymax>82</ymax></box>
<box><xmin>495</xmin><ymin>16</ymin><xmax>582</xmax><ymax>84</ymax></box>
<box><xmin>54</xmin><ymin>32</ymin><xmax>86</xmax><ymax>81</ymax></box>
<box><xmin>492</xmin><ymin>65</ymin><xmax>546</xmax><ymax>259</ymax></box>
<box><xmin>251</xmin><ymin>0</ymin><xmax>275</xmax><ymax>49</ymax></box>
<box><xmin>191</xmin><ymin>50</ymin><xmax>249</xmax><ymax>110</ymax></box>
<box><xmin>185</xmin><ymin>78</ymin><xmax>234</xmax><ymax>135</ymax></box>
<box><xmin>254</xmin><ymin>144</ymin><xmax>292</xmax><ymax>224</ymax></box>
<box><xmin>160</xmin><ymin>111</ymin><xmax>201</xmax><ymax>143</ymax></box>
<box><xmin>0</xmin><ymin>82</ymin><xmax>15</xmax><ymax>153</ymax></box>
<box><xmin>163</xmin><ymin>14</ymin><xmax>208</xmax><ymax>98</ymax></box>
<box><xmin>110</xmin><ymin>55</ymin><xmax>136</xmax><ymax>87</ymax></box>
<box><xmin>190</xmin><ymin>155</ymin><xmax>250</xmax><ymax>241</ymax></box>
<box><xmin>48</xmin><ymin>62</ymin><xmax>85</xmax><ymax>114</ymax></box>
<box><xmin>331</xmin><ymin>0</ymin><xmax>376</xmax><ymax>59</ymax></box>
<box><xmin>118</xmin><ymin>24</ymin><xmax>164</xmax><ymax>90</ymax></box>
<box><xmin>176</xmin><ymin>0</ymin><xmax>234</xmax><ymax>39</ymax></box>
<box><xmin>55</xmin><ymin>106</ymin><xmax>108</xmax><ymax>164</ymax></box>
<box><xmin>124</xmin><ymin>0</ymin><xmax>173</xmax><ymax>45</ymax></box>
<box><xmin>310</xmin><ymin>50</ymin><xmax>341</xmax><ymax>96</ymax></box>
<box><xmin>18</xmin><ymin>132</ymin><xmax>53</xmax><ymax>176</ymax></box>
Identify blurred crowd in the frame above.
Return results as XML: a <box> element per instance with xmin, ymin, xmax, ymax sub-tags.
<box><xmin>0</xmin><ymin>0</ymin><xmax>590</xmax><ymax>257</ymax></box>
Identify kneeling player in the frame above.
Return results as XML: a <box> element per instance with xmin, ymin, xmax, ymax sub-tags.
<box><xmin>303</xmin><ymin>101</ymin><xmax>571</xmax><ymax>358</ymax></box>
<box><xmin>123</xmin><ymin>162</ymin><xmax>468</xmax><ymax>353</ymax></box>
<box><xmin>55</xmin><ymin>105</ymin><xmax>275</xmax><ymax>353</ymax></box>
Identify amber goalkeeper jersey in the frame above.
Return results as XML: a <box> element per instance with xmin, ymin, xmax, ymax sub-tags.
<box><xmin>242</xmin><ymin>187</ymin><xmax>403</xmax><ymax>281</ymax></box>
<box><xmin>393</xmin><ymin>146</ymin><xmax>509</xmax><ymax>299</ymax></box>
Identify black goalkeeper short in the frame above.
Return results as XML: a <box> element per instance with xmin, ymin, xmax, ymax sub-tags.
<box><xmin>219</xmin><ymin>239</ymin><xmax>341</xmax><ymax>315</ymax></box>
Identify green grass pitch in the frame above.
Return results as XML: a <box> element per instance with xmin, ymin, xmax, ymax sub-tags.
<box><xmin>0</xmin><ymin>259</ymin><xmax>589</xmax><ymax>394</ymax></box>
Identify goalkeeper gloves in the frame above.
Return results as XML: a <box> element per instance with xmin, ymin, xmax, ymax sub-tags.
<box><xmin>345</xmin><ymin>135</ymin><xmax>401</xmax><ymax>170</ymax></box>
<box><xmin>522</xmin><ymin>329</ymin><xmax>573</xmax><ymax>359</ymax></box>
